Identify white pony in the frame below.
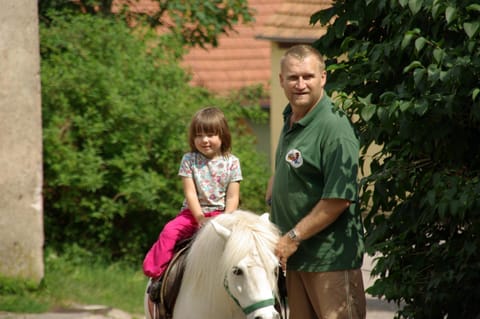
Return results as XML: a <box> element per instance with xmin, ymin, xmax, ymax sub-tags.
<box><xmin>144</xmin><ymin>210</ymin><xmax>281</xmax><ymax>319</ymax></box>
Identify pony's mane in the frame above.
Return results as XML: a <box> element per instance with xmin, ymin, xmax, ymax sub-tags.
<box><xmin>181</xmin><ymin>210</ymin><xmax>280</xmax><ymax>308</ymax></box>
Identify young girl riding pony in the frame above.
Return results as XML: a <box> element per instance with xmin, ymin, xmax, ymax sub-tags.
<box><xmin>143</xmin><ymin>107</ymin><xmax>242</xmax><ymax>301</ymax></box>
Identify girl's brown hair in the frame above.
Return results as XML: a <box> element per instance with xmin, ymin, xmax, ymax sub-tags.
<box><xmin>188</xmin><ymin>107</ymin><xmax>232</xmax><ymax>155</ymax></box>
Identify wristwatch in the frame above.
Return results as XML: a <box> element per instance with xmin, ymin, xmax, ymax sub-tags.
<box><xmin>287</xmin><ymin>229</ymin><xmax>301</xmax><ymax>243</ymax></box>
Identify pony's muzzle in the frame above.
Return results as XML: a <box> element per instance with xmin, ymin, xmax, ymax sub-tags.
<box><xmin>249</xmin><ymin>306</ymin><xmax>281</xmax><ymax>319</ymax></box>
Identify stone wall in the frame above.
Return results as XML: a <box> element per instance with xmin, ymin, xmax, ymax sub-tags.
<box><xmin>0</xmin><ymin>1</ymin><xmax>44</xmax><ymax>283</ymax></box>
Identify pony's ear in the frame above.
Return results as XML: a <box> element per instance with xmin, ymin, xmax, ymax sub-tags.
<box><xmin>260</xmin><ymin>213</ymin><xmax>271</xmax><ymax>222</ymax></box>
<box><xmin>210</xmin><ymin>220</ymin><xmax>231</xmax><ymax>239</ymax></box>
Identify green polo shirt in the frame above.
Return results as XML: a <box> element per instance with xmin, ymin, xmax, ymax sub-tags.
<box><xmin>271</xmin><ymin>94</ymin><xmax>364</xmax><ymax>272</ymax></box>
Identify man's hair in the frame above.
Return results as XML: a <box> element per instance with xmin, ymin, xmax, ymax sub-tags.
<box><xmin>281</xmin><ymin>44</ymin><xmax>326</xmax><ymax>71</ymax></box>
<box><xmin>188</xmin><ymin>106</ymin><xmax>232</xmax><ymax>155</ymax></box>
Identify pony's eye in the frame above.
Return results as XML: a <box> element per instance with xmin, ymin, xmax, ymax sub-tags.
<box><xmin>232</xmin><ymin>267</ymin><xmax>243</xmax><ymax>276</ymax></box>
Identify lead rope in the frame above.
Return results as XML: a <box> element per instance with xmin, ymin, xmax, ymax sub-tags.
<box><xmin>277</xmin><ymin>268</ymin><xmax>288</xmax><ymax>319</ymax></box>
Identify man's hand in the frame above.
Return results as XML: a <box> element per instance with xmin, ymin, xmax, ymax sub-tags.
<box><xmin>275</xmin><ymin>233</ymin><xmax>299</xmax><ymax>272</ymax></box>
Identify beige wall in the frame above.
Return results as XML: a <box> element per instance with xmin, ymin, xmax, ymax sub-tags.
<box><xmin>0</xmin><ymin>1</ymin><xmax>44</xmax><ymax>283</ymax></box>
<box><xmin>268</xmin><ymin>43</ymin><xmax>289</xmax><ymax>170</ymax></box>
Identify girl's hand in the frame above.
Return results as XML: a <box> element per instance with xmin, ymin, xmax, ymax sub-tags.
<box><xmin>195</xmin><ymin>214</ymin><xmax>207</xmax><ymax>227</ymax></box>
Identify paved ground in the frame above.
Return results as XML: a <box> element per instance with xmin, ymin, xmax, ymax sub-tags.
<box><xmin>362</xmin><ymin>254</ymin><xmax>400</xmax><ymax>319</ymax></box>
<box><xmin>0</xmin><ymin>307</ymin><xmax>139</xmax><ymax>319</ymax></box>
<box><xmin>0</xmin><ymin>254</ymin><xmax>399</xmax><ymax>319</ymax></box>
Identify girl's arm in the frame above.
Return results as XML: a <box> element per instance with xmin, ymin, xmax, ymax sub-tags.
<box><xmin>224</xmin><ymin>181</ymin><xmax>240</xmax><ymax>213</ymax></box>
<box><xmin>182</xmin><ymin>176</ymin><xmax>207</xmax><ymax>225</ymax></box>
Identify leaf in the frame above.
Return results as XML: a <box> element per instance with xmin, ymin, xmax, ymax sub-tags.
<box><xmin>449</xmin><ymin>200</ymin><xmax>461</xmax><ymax>217</ymax></box>
<box><xmin>380</xmin><ymin>91</ymin><xmax>397</xmax><ymax>103</ymax></box>
<box><xmin>402</xmin><ymin>29</ymin><xmax>421</xmax><ymax>49</ymax></box>
<box><xmin>358</xmin><ymin>93</ymin><xmax>373</xmax><ymax>105</ymax></box>
<box><xmin>361</xmin><ymin>104</ymin><xmax>377</xmax><ymax>121</ymax></box>
<box><xmin>403</xmin><ymin>60</ymin><xmax>423</xmax><ymax>73</ymax></box>
<box><xmin>433</xmin><ymin>48</ymin><xmax>444</xmax><ymax>63</ymax></box>
<box><xmin>425</xmin><ymin>190</ymin><xmax>436</xmax><ymax>207</ymax></box>
<box><xmin>415</xmin><ymin>37</ymin><xmax>426</xmax><ymax>52</ymax></box>
<box><xmin>427</xmin><ymin>64</ymin><xmax>440</xmax><ymax>83</ymax></box>
<box><xmin>334</xmin><ymin>15</ymin><xmax>348</xmax><ymax>37</ymax></box>
<box><xmin>408</xmin><ymin>0</ymin><xmax>423</xmax><ymax>15</ymax></box>
<box><xmin>327</xmin><ymin>63</ymin><xmax>348</xmax><ymax>71</ymax></box>
<box><xmin>466</xmin><ymin>4</ymin><xmax>480</xmax><ymax>12</ymax></box>
<box><xmin>399</xmin><ymin>101</ymin><xmax>412</xmax><ymax>112</ymax></box>
<box><xmin>414</xmin><ymin>99</ymin><xmax>428</xmax><ymax>116</ymax></box>
<box><xmin>414</xmin><ymin>68</ymin><xmax>426</xmax><ymax>88</ymax></box>
<box><xmin>472</xmin><ymin>88</ymin><xmax>480</xmax><ymax>101</ymax></box>
<box><xmin>310</xmin><ymin>7</ymin><xmax>336</xmax><ymax>25</ymax></box>
<box><xmin>445</xmin><ymin>6</ymin><xmax>457</xmax><ymax>24</ymax></box>
<box><xmin>438</xmin><ymin>202</ymin><xmax>447</xmax><ymax>220</ymax></box>
<box><xmin>432</xmin><ymin>0</ymin><xmax>442</xmax><ymax>18</ymax></box>
<box><xmin>401</xmin><ymin>33</ymin><xmax>414</xmax><ymax>49</ymax></box>
<box><xmin>463</xmin><ymin>22</ymin><xmax>480</xmax><ymax>38</ymax></box>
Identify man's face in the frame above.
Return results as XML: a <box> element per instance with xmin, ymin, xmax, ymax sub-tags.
<box><xmin>279</xmin><ymin>55</ymin><xmax>327</xmax><ymax>110</ymax></box>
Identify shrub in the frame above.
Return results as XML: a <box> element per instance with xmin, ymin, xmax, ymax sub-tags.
<box><xmin>41</xmin><ymin>13</ymin><xmax>270</xmax><ymax>264</ymax></box>
<box><xmin>313</xmin><ymin>1</ymin><xmax>480</xmax><ymax>317</ymax></box>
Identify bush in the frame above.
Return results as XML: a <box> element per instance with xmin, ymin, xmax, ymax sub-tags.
<box><xmin>41</xmin><ymin>13</ymin><xmax>270</xmax><ymax>265</ymax></box>
<box><xmin>313</xmin><ymin>1</ymin><xmax>480</xmax><ymax>317</ymax></box>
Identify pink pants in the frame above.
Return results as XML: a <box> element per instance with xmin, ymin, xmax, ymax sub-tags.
<box><xmin>142</xmin><ymin>208</ymin><xmax>222</xmax><ymax>278</ymax></box>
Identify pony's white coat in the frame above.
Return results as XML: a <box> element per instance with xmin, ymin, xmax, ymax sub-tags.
<box><xmin>145</xmin><ymin>210</ymin><xmax>281</xmax><ymax>319</ymax></box>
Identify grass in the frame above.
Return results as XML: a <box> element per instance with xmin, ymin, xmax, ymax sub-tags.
<box><xmin>0</xmin><ymin>247</ymin><xmax>148</xmax><ymax>316</ymax></box>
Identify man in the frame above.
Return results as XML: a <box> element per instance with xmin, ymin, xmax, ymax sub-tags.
<box><xmin>266</xmin><ymin>44</ymin><xmax>366</xmax><ymax>319</ymax></box>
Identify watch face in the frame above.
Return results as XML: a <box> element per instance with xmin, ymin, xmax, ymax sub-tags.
<box><xmin>288</xmin><ymin>229</ymin><xmax>300</xmax><ymax>243</ymax></box>
<box><xmin>288</xmin><ymin>230</ymin><xmax>296</xmax><ymax>239</ymax></box>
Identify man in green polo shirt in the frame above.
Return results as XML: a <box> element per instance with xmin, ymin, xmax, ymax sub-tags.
<box><xmin>266</xmin><ymin>44</ymin><xmax>366</xmax><ymax>318</ymax></box>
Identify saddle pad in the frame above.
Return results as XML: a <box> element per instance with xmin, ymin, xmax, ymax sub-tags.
<box><xmin>147</xmin><ymin>239</ymin><xmax>192</xmax><ymax>319</ymax></box>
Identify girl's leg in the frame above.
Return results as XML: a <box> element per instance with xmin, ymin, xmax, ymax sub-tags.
<box><xmin>142</xmin><ymin>209</ymin><xmax>197</xmax><ymax>278</ymax></box>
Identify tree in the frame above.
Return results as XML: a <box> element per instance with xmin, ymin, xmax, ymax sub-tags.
<box><xmin>38</xmin><ymin>0</ymin><xmax>254</xmax><ymax>47</ymax></box>
<box><xmin>312</xmin><ymin>0</ymin><xmax>480</xmax><ymax>318</ymax></box>
<box><xmin>40</xmin><ymin>13</ymin><xmax>270</xmax><ymax>264</ymax></box>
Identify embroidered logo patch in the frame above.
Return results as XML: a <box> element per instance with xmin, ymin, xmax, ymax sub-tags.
<box><xmin>285</xmin><ymin>149</ymin><xmax>303</xmax><ymax>168</ymax></box>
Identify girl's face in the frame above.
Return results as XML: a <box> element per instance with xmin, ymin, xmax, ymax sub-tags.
<box><xmin>194</xmin><ymin>132</ymin><xmax>222</xmax><ymax>158</ymax></box>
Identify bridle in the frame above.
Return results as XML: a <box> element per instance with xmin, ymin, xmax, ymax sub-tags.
<box><xmin>223</xmin><ymin>274</ymin><xmax>276</xmax><ymax>316</ymax></box>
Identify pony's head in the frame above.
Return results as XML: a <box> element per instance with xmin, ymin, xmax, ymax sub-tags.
<box><xmin>185</xmin><ymin>210</ymin><xmax>281</xmax><ymax>319</ymax></box>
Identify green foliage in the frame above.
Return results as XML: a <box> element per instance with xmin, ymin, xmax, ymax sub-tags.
<box><xmin>38</xmin><ymin>0</ymin><xmax>254</xmax><ymax>48</ymax></box>
<box><xmin>40</xmin><ymin>13</ymin><xmax>270</xmax><ymax>265</ymax></box>
<box><xmin>312</xmin><ymin>0</ymin><xmax>480</xmax><ymax>318</ymax></box>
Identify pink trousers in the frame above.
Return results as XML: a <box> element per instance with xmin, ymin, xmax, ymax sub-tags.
<box><xmin>142</xmin><ymin>208</ymin><xmax>222</xmax><ymax>278</ymax></box>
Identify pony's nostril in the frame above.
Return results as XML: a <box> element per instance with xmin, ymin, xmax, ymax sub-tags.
<box><xmin>253</xmin><ymin>312</ymin><xmax>280</xmax><ymax>319</ymax></box>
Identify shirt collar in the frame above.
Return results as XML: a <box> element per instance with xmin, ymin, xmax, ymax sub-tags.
<box><xmin>282</xmin><ymin>94</ymin><xmax>330</xmax><ymax>128</ymax></box>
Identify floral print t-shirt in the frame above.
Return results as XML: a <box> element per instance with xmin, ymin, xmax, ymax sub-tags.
<box><xmin>178</xmin><ymin>152</ymin><xmax>243</xmax><ymax>213</ymax></box>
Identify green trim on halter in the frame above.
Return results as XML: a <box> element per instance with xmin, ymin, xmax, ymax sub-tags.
<box><xmin>223</xmin><ymin>275</ymin><xmax>275</xmax><ymax>315</ymax></box>
<box><xmin>242</xmin><ymin>298</ymin><xmax>276</xmax><ymax>315</ymax></box>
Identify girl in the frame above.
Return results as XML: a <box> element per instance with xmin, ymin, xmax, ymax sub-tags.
<box><xmin>143</xmin><ymin>107</ymin><xmax>242</xmax><ymax>299</ymax></box>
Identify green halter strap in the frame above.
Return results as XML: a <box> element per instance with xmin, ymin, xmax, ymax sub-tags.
<box><xmin>223</xmin><ymin>275</ymin><xmax>275</xmax><ymax>315</ymax></box>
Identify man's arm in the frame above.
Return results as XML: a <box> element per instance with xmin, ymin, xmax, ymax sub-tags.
<box><xmin>265</xmin><ymin>176</ymin><xmax>274</xmax><ymax>205</ymax></box>
<box><xmin>275</xmin><ymin>198</ymin><xmax>350</xmax><ymax>269</ymax></box>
